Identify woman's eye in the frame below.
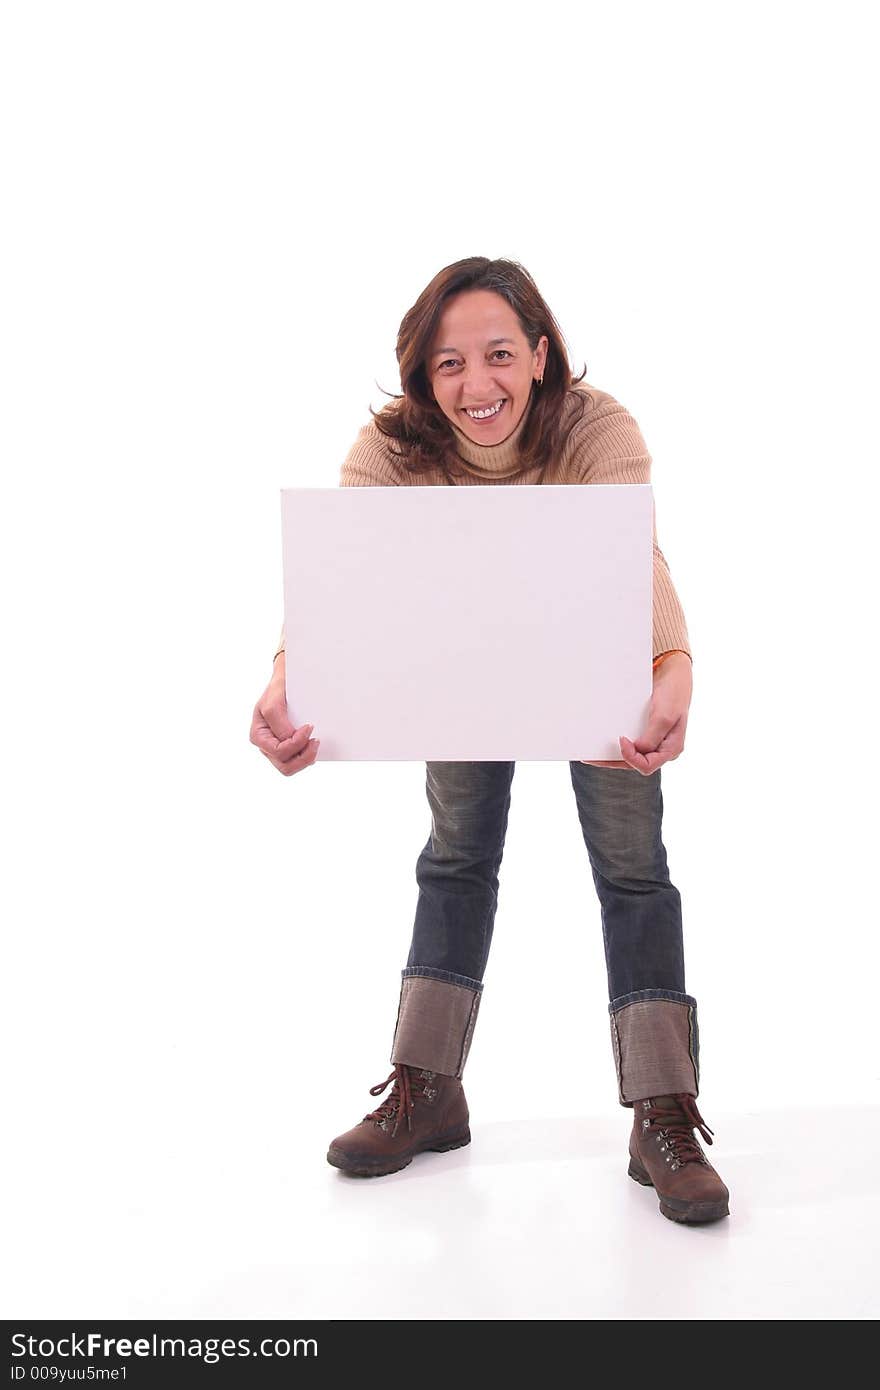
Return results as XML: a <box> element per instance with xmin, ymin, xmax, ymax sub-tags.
<box><xmin>439</xmin><ymin>350</ymin><xmax>511</xmax><ymax>370</ymax></box>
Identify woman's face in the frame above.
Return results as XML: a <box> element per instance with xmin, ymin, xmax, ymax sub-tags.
<box><xmin>426</xmin><ymin>288</ymin><xmax>549</xmax><ymax>444</ymax></box>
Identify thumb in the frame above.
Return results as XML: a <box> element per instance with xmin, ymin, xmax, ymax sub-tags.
<box><xmin>631</xmin><ymin>714</ymin><xmax>671</xmax><ymax>754</ymax></box>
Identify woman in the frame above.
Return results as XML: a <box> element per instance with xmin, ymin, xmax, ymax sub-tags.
<box><xmin>250</xmin><ymin>257</ymin><xmax>729</xmax><ymax>1225</ymax></box>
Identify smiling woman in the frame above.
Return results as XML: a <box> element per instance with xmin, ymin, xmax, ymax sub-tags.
<box><xmin>428</xmin><ymin>291</ymin><xmax>546</xmax><ymax>443</ymax></box>
<box><xmin>251</xmin><ymin>255</ymin><xmax>729</xmax><ymax>1226</ymax></box>
<box><xmin>368</xmin><ymin>256</ymin><xmax>590</xmax><ymax>480</ymax></box>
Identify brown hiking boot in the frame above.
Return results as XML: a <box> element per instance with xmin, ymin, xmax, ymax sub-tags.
<box><xmin>628</xmin><ymin>1093</ymin><xmax>730</xmax><ymax>1224</ymax></box>
<box><xmin>326</xmin><ymin>1062</ymin><xmax>471</xmax><ymax>1177</ymax></box>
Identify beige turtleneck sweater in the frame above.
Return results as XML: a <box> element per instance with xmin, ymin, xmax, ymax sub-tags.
<box><xmin>276</xmin><ymin>383</ymin><xmax>692</xmax><ymax>667</ymax></box>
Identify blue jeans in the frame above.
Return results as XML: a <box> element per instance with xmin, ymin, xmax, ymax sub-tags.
<box><xmin>391</xmin><ymin>761</ymin><xmax>700</xmax><ymax>1104</ymax></box>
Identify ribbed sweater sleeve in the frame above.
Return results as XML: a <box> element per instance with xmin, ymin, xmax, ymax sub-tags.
<box><xmin>570</xmin><ymin>403</ymin><xmax>692</xmax><ymax>663</ymax></box>
<box><xmin>338</xmin><ymin>422</ymin><xmax>402</xmax><ymax>487</ymax></box>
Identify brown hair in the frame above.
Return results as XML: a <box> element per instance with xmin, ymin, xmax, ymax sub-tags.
<box><xmin>370</xmin><ymin>256</ymin><xmax>589</xmax><ymax>481</ymax></box>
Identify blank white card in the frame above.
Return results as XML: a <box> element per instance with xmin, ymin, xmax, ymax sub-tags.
<box><xmin>280</xmin><ymin>484</ymin><xmax>654</xmax><ymax>761</ymax></box>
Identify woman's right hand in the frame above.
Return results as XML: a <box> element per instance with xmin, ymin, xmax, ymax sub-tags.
<box><xmin>250</xmin><ymin>652</ymin><xmax>320</xmax><ymax>776</ymax></box>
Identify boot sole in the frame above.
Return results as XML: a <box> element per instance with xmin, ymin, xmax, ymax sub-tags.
<box><xmin>327</xmin><ymin>1126</ymin><xmax>472</xmax><ymax>1178</ymax></box>
<box><xmin>627</xmin><ymin>1156</ymin><xmax>730</xmax><ymax>1224</ymax></box>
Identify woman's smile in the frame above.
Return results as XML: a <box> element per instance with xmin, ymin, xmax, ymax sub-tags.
<box><xmin>462</xmin><ymin>398</ymin><xmax>507</xmax><ymax>425</ymax></box>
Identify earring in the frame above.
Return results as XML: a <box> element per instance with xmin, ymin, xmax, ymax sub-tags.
<box><xmin>535</xmin><ymin>375</ymin><xmax>544</xmax><ymax>387</ymax></box>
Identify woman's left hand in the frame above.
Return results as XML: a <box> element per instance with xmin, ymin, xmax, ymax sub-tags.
<box><xmin>580</xmin><ymin>652</ymin><xmax>693</xmax><ymax>776</ymax></box>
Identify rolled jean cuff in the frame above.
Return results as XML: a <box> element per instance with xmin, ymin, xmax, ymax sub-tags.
<box><xmin>391</xmin><ymin>970</ymin><xmax>482</xmax><ymax>1079</ymax></box>
<box><xmin>609</xmin><ymin>989</ymin><xmax>700</xmax><ymax>1107</ymax></box>
<box><xmin>401</xmin><ymin>965</ymin><xmax>484</xmax><ymax>993</ymax></box>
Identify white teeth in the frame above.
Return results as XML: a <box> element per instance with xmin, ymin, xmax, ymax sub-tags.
<box><xmin>465</xmin><ymin>399</ymin><xmax>505</xmax><ymax>419</ymax></box>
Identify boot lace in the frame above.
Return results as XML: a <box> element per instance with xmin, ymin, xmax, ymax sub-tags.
<box><xmin>363</xmin><ymin>1063</ymin><xmax>415</xmax><ymax>1139</ymax></box>
<box><xmin>643</xmin><ymin>1093</ymin><xmax>715</xmax><ymax>1167</ymax></box>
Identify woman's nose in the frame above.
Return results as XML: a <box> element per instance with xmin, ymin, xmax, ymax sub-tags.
<box><xmin>461</xmin><ymin>368</ymin><xmax>498</xmax><ymax>397</ymax></box>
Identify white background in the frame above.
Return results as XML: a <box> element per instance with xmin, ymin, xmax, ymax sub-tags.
<box><xmin>3</xmin><ymin>0</ymin><xmax>877</xmax><ymax>1321</ymax></box>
